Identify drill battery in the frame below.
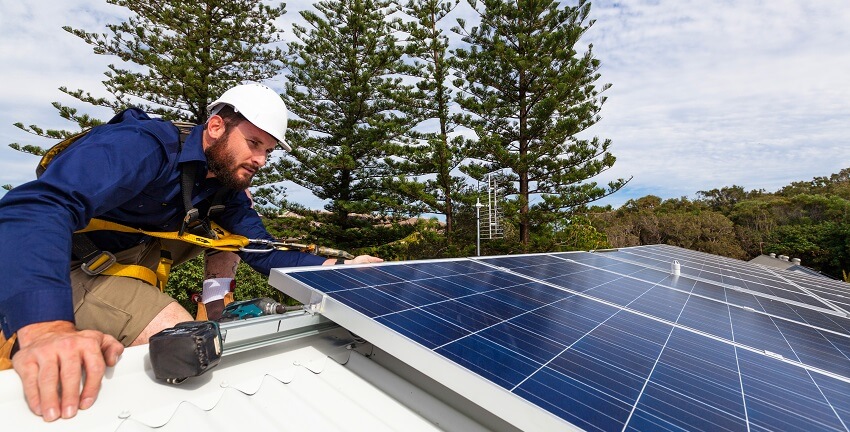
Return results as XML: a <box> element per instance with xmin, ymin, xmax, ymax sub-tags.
<box><xmin>149</xmin><ymin>321</ymin><xmax>222</xmax><ymax>383</ymax></box>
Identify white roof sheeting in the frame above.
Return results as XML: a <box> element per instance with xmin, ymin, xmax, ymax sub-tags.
<box><xmin>0</xmin><ymin>313</ymin><xmax>497</xmax><ymax>432</ymax></box>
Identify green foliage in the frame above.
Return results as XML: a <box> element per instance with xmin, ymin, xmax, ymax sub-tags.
<box><xmin>697</xmin><ymin>185</ymin><xmax>764</xmax><ymax>214</ymax></box>
<box><xmin>62</xmin><ymin>0</ymin><xmax>287</xmax><ymax>124</ymax></box>
<box><xmin>765</xmin><ymin>223</ymin><xmax>850</xmax><ymax>277</ymax></box>
<box><xmin>452</xmin><ymin>0</ymin><xmax>629</xmax><ymax>247</ymax></box>
<box><xmin>591</xmin><ymin>198</ymin><xmax>746</xmax><ymax>259</ymax></box>
<box><xmin>594</xmin><ymin>168</ymin><xmax>850</xmax><ymax>279</ymax></box>
<box><xmin>778</xmin><ymin>168</ymin><xmax>850</xmax><ymax>200</ymax></box>
<box><xmin>163</xmin><ymin>255</ymin><xmax>204</xmax><ymax>315</ymax></box>
<box><xmin>531</xmin><ymin>215</ymin><xmax>610</xmax><ymax>252</ymax></box>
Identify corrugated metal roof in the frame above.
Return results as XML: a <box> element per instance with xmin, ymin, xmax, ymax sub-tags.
<box><xmin>0</xmin><ymin>313</ymin><xmax>495</xmax><ymax>432</ymax></box>
<box><xmin>749</xmin><ymin>254</ymin><xmax>834</xmax><ymax>279</ymax></box>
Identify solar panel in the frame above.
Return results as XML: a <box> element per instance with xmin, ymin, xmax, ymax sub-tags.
<box><xmin>269</xmin><ymin>245</ymin><xmax>850</xmax><ymax>431</ymax></box>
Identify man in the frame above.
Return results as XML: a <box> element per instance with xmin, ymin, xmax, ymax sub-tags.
<box><xmin>0</xmin><ymin>83</ymin><xmax>381</xmax><ymax>421</ymax></box>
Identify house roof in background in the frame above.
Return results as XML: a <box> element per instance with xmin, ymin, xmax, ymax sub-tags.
<box><xmin>749</xmin><ymin>254</ymin><xmax>835</xmax><ymax>279</ymax></box>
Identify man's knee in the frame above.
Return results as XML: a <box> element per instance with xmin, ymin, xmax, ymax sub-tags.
<box><xmin>130</xmin><ymin>302</ymin><xmax>193</xmax><ymax>346</ymax></box>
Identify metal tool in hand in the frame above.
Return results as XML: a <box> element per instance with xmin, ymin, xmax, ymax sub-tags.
<box><xmin>239</xmin><ymin>239</ymin><xmax>355</xmax><ymax>259</ymax></box>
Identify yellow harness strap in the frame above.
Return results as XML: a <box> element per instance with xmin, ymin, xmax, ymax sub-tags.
<box><xmin>77</xmin><ymin>219</ymin><xmax>250</xmax><ymax>290</ymax></box>
<box><xmin>0</xmin><ymin>332</ymin><xmax>15</xmax><ymax>371</ymax></box>
<box><xmin>78</xmin><ymin>219</ymin><xmax>250</xmax><ymax>251</ymax></box>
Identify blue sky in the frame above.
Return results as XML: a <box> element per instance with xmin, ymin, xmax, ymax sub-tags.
<box><xmin>1</xmin><ymin>0</ymin><xmax>849</xmax><ymax>210</ymax></box>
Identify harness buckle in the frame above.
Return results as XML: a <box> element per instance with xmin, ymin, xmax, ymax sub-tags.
<box><xmin>179</xmin><ymin>208</ymin><xmax>201</xmax><ymax>237</ymax></box>
<box><xmin>80</xmin><ymin>251</ymin><xmax>117</xmax><ymax>276</ymax></box>
<box><xmin>238</xmin><ymin>239</ymin><xmax>277</xmax><ymax>253</ymax></box>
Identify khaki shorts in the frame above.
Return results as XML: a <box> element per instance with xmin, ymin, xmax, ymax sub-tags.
<box><xmin>70</xmin><ymin>239</ymin><xmax>205</xmax><ymax>346</ymax></box>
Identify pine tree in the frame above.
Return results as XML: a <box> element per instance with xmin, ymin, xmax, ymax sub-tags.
<box><xmin>396</xmin><ymin>0</ymin><xmax>469</xmax><ymax>241</ymax></box>
<box><xmin>277</xmin><ymin>0</ymin><xmax>419</xmax><ymax>231</ymax></box>
<box><xmin>10</xmin><ymin>0</ymin><xmax>287</xmax><ymax>155</ymax></box>
<box><xmin>453</xmin><ymin>0</ymin><xmax>630</xmax><ymax>248</ymax></box>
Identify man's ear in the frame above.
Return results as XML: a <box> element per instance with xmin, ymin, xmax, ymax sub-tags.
<box><xmin>206</xmin><ymin>115</ymin><xmax>227</xmax><ymax>140</ymax></box>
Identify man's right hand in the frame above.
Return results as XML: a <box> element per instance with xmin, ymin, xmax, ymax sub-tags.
<box><xmin>12</xmin><ymin>321</ymin><xmax>123</xmax><ymax>422</ymax></box>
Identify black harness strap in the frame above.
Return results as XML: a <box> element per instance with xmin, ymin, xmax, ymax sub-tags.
<box><xmin>178</xmin><ymin>162</ymin><xmax>201</xmax><ymax>237</ymax></box>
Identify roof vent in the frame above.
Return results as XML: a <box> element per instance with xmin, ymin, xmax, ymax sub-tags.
<box><xmin>791</xmin><ymin>258</ymin><xmax>801</xmax><ymax>265</ymax></box>
<box><xmin>769</xmin><ymin>253</ymin><xmax>776</xmax><ymax>258</ymax></box>
<box><xmin>779</xmin><ymin>255</ymin><xmax>789</xmax><ymax>261</ymax></box>
<box><xmin>671</xmin><ymin>260</ymin><xmax>681</xmax><ymax>276</ymax></box>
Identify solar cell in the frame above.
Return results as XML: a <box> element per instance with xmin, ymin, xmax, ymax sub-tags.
<box><xmin>269</xmin><ymin>245</ymin><xmax>850</xmax><ymax>431</ymax></box>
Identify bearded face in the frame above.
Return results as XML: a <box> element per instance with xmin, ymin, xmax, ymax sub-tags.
<box><xmin>204</xmin><ymin>130</ymin><xmax>255</xmax><ymax>190</ymax></box>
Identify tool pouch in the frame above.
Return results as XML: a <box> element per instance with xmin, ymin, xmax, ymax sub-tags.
<box><xmin>149</xmin><ymin>321</ymin><xmax>222</xmax><ymax>383</ymax></box>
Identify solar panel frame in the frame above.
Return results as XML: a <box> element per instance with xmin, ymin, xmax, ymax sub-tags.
<box><xmin>269</xmin><ymin>246</ymin><xmax>850</xmax><ymax>431</ymax></box>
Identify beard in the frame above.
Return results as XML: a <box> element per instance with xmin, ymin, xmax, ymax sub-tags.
<box><xmin>205</xmin><ymin>133</ymin><xmax>255</xmax><ymax>190</ymax></box>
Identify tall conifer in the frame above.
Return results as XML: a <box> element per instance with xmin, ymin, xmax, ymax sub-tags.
<box><xmin>396</xmin><ymin>0</ymin><xmax>468</xmax><ymax>240</ymax></box>
<box><xmin>278</xmin><ymin>0</ymin><xmax>418</xmax><ymax>228</ymax></box>
<box><xmin>453</xmin><ymin>0</ymin><xmax>629</xmax><ymax>247</ymax></box>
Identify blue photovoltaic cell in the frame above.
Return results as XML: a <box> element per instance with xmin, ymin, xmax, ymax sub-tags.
<box><xmin>516</xmin><ymin>366</ymin><xmax>633</xmax><ymax>432</ymax></box>
<box><xmin>676</xmin><ymin>295</ymin><xmax>734</xmax><ymax>340</ymax></box>
<box><xmin>478</xmin><ymin>321</ymin><xmax>568</xmax><ymax>364</ymax></box>
<box><xmin>289</xmin><ymin>269</ymin><xmax>366</xmax><ymax>293</ymax></box>
<box><xmin>420</xmin><ymin>299</ymin><xmax>504</xmax><ymax>332</ymax></box>
<box><xmin>274</xmin><ymin>244</ymin><xmax>850</xmax><ymax>431</ymax></box>
<box><xmin>405</xmin><ymin>277</ymin><xmax>476</xmax><ymax>298</ymax></box>
<box><xmin>728</xmin><ymin>307</ymin><xmax>797</xmax><ymax>360</ymax></box>
<box><xmin>738</xmin><ymin>349</ymin><xmax>848</xmax><ymax>431</ymax></box>
<box><xmin>584</xmin><ymin>277</ymin><xmax>654</xmax><ymax>305</ymax></box>
<box><xmin>330</xmin><ymin>286</ymin><xmax>413</xmax><ymax>317</ymax></box>
<box><xmin>811</xmin><ymin>373</ymin><xmax>850</xmax><ymax>427</ymax></box>
<box><xmin>375</xmin><ymin>263</ymin><xmax>444</xmax><ymax>280</ymax></box>
<box><xmin>376</xmin><ymin>308</ymin><xmax>469</xmax><ymax>348</ymax></box>
<box><xmin>436</xmin><ymin>334</ymin><xmax>541</xmax><ymax>389</ymax></box>
<box><xmin>772</xmin><ymin>318</ymin><xmax>850</xmax><ymax>378</ymax></box>
<box><xmin>499</xmin><ymin>261</ymin><xmax>591</xmax><ymax>280</ymax></box>
<box><xmin>375</xmin><ymin>281</ymin><xmax>447</xmax><ymax>307</ymax></box>
<box><xmin>626</xmin><ymin>286</ymin><xmax>690</xmax><ymax>322</ymax></box>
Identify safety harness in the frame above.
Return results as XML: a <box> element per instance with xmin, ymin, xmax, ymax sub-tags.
<box><xmin>0</xmin><ymin>119</ymin><xmax>356</xmax><ymax>367</ymax></box>
<box><xmin>45</xmin><ymin>121</ymin><xmax>240</xmax><ymax>291</ymax></box>
<box><xmin>1</xmin><ymin>121</ymin><xmax>250</xmax><ymax>368</ymax></box>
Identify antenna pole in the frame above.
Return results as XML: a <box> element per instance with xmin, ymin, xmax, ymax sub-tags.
<box><xmin>475</xmin><ymin>192</ymin><xmax>484</xmax><ymax>256</ymax></box>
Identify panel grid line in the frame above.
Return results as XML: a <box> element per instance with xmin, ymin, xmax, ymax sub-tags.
<box><xmin>621</xmin><ymin>289</ymin><xmax>691</xmax><ymax>430</ymax></box>
<box><xmin>726</xmin><ymin>282</ymin><xmax>753</xmax><ymax>432</ymax></box>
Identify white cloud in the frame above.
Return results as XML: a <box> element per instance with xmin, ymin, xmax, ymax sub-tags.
<box><xmin>1</xmin><ymin>0</ymin><xmax>848</xmax><ymax>209</ymax></box>
<box><xmin>585</xmin><ymin>0</ymin><xmax>850</xmax><ymax>206</ymax></box>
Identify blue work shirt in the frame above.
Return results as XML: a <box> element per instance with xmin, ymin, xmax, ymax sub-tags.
<box><xmin>0</xmin><ymin>109</ymin><xmax>326</xmax><ymax>336</ymax></box>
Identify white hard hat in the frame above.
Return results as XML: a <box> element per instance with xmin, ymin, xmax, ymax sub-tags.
<box><xmin>208</xmin><ymin>83</ymin><xmax>291</xmax><ymax>151</ymax></box>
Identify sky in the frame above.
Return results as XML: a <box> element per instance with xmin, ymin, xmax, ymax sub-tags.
<box><xmin>0</xmin><ymin>0</ymin><xmax>849</xmax><ymax>210</ymax></box>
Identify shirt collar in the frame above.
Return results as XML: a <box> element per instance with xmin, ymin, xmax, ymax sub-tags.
<box><xmin>178</xmin><ymin>124</ymin><xmax>207</xmax><ymax>165</ymax></box>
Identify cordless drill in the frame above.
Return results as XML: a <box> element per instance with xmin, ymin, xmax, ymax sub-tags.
<box><xmin>218</xmin><ymin>297</ymin><xmax>300</xmax><ymax>322</ymax></box>
<box><xmin>150</xmin><ymin>297</ymin><xmax>301</xmax><ymax>383</ymax></box>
